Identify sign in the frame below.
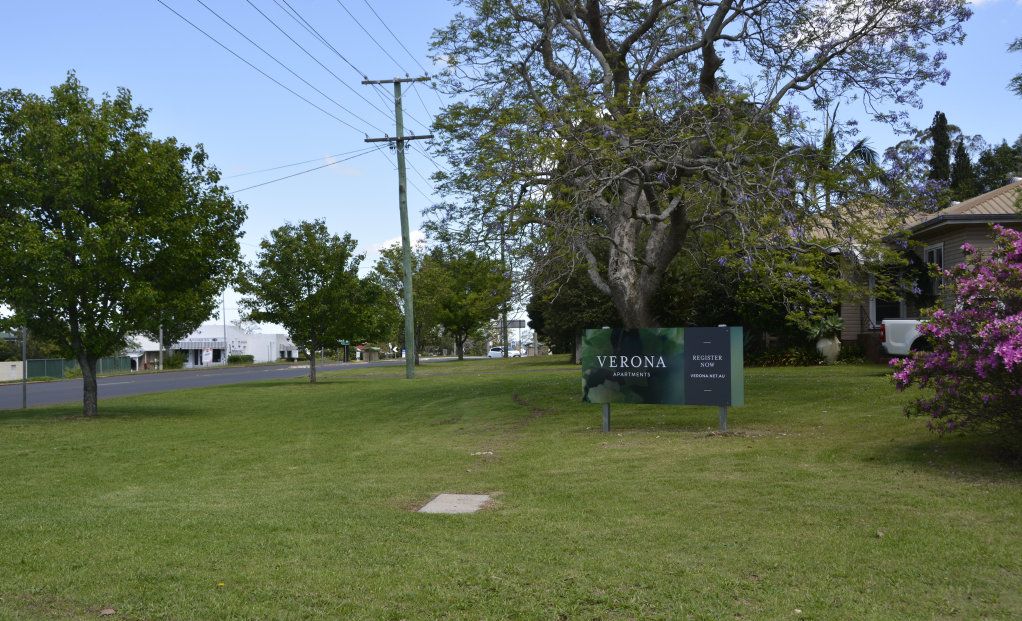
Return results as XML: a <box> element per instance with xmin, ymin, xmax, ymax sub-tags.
<box><xmin>684</xmin><ymin>327</ymin><xmax>733</xmax><ymax>406</ymax></box>
<box><xmin>581</xmin><ymin>327</ymin><xmax>743</xmax><ymax>407</ymax></box>
<box><xmin>202</xmin><ymin>348</ymin><xmax>213</xmax><ymax>364</ymax></box>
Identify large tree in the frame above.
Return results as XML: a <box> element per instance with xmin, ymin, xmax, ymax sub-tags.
<box><xmin>976</xmin><ymin>139</ymin><xmax>1022</xmax><ymax>193</ymax></box>
<box><xmin>370</xmin><ymin>244</ymin><xmax>442</xmax><ymax>362</ymax></box>
<box><xmin>928</xmin><ymin>111</ymin><xmax>951</xmax><ymax>183</ymax></box>
<box><xmin>424</xmin><ymin>248</ymin><xmax>510</xmax><ymax>360</ymax></box>
<box><xmin>431</xmin><ymin>0</ymin><xmax>971</xmax><ymax>327</ymax></box>
<box><xmin>950</xmin><ymin>137</ymin><xmax>978</xmax><ymax>201</ymax></box>
<box><xmin>238</xmin><ymin>220</ymin><xmax>394</xmax><ymax>383</ymax></box>
<box><xmin>0</xmin><ymin>75</ymin><xmax>246</xmax><ymax>416</ymax></box>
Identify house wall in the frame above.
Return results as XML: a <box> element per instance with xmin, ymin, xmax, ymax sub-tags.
<box><xmin>126</xmin><ymin>325</ymin><xmax>296</xmax><ymax>366</ymax></box>
<box><xmin>913</xmin><ymin>224</ymin><xmax>1001</xmax><ymax>270</ymax></box>
<box><xmin>843</xmin><ymin>223</ymin><xmax>1016</xmax><ymax>342</ymax></box>
<box><xmin>840</xmin><ymin>295</ymin><xmax>870</xmax><ymax>342</ymax></box>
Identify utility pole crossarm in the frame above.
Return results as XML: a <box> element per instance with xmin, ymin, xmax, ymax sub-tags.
<box><xmin>364</xmin><ymin>134</ymin><xmax>433</xmax><ymax>143</ymax></box>
<box><xmin>361</xmin><ymin>76</ymin><xmax>431</xmax><ymax>85</ymax></box>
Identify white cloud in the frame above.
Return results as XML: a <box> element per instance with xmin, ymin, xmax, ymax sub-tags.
<box><xmin>367</xmin><ymin>229</ymin><xmax>427</xmax><ymax>255</ymax></box>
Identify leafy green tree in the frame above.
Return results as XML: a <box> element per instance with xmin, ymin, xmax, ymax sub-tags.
<box><xmin>0</xmin><ymin>332</ymin><xmax>63</xmax><ymax>362</ymax></box>
<box><xmin>431</xmin><ymin>0</ymin><xmax>970</xmax><ymax>328</ymax></box>
<box><xmin>424</xmin><ymin>248</ymin><xmax>510</xmax><ymax>360</ymax></box>
<box><xmin>0</xmin><ymin>75</ymin><xmax>245</xmax><ymax>416</ymax></box>
<box><xmin>370</xmin><ymin>244</ymin><xmax>443</xmax><ymax>362</ymax></box>
<box><xmin>238</xmin><ymin>220</ymin><xmax>393</xmax><ymax>383</ymax></box>
<box><xmin>977</xmin><ymin>140</ymin><xmax>1022</xmax><ymax>193</ymax></box>
<box><xmin>928</xmin><ymin>111</ymin><xmax>952</xmax><ymax>183</ymax></box>
<box><xmin>950</xmin><ymin>138</ymin><xmax>979</xmax><ymax>201</ymax></box>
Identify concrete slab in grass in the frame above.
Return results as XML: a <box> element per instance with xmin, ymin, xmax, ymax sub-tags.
<box><xmin>418</xmin><ymin>493</ymin><xmax>492</xmax><ymax>514</ymax></box>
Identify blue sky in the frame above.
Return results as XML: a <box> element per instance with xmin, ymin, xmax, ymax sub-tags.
<box><xmin>2</xmin><ymin>0</ymin><xmax>1020</xmax><ymax>325</ymax></box>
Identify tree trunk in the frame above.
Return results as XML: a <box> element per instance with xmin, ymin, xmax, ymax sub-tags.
<box><xmin>456</xmin><ymin>338</ymin><xmax>465</xmax><ymax>361</ymax></box>
<box><xmin>606</xmin><ymin>257</ymin><xmax>660</xmax><ymax>328</ymax></box>
<box><xmin>309</xmin><ymin>349</ymin><xmax>317</xmax><ymax>383</ymax></box>
<box><xmin>78</xmin><ymin>353</ymin><xmax>99</xmax><ymax>417</ymax></box>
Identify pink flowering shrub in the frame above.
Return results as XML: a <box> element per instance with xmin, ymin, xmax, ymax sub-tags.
<box><xmin>892</xmin><ymin>226</ymin><xmax>1022</xmax><ymax>440</ymax></box>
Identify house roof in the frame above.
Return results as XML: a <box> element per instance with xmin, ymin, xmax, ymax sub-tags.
<box><xmin>906</xmin><ymin>179</ymin><xmax>1022</xmax><ymax>234</ymax></box>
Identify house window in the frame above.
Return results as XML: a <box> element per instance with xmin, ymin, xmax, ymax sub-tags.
<box><xmin>924</xmin><ymin>243</ymin><xmax>944</xmax><ymax>296</ymax></box>
<box><xmin>868</xmin><ymin>274</ymin><xmax>906</xmax><ymax>326</ymax></box>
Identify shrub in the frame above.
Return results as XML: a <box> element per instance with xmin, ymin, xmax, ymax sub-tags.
<box><xmin>836</xmin><ymin>341</ymin><xmax>866</xmax><ymax>364</ymax></box>
<box><xmin>228</xmin><ymin>354</ymin><xmax>255</xmax><ymax>365</ymax></box>
<box><xmin>746</xmin><ymin>345</ymin><xmax>823</xmax><ymax>367</ymax></box>
<box><xmin>892</xmin><ymin>226</ymin><xmax>1022</xmax><ymax>442</ymax></box>
<box><xmin>163</xmin><ymin>352</ymin><xmax>187</xmax><ymax>370</ymax></box>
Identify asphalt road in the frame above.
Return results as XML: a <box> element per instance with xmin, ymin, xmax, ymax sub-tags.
<box><xmin>0</xmin><ymin>359</ymin><xmax>428</xmax><ymax>410</ymax></box>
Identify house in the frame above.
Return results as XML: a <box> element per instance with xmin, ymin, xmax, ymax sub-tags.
<box><xmin>129</xmin><ymin>324</ymin><xmax>298</xmax><ymax>369</ymax></box>
<box><xmin>840</xmin><ymin>178</ymin><xmax>1022</xmax><ymax>346</ymax></box>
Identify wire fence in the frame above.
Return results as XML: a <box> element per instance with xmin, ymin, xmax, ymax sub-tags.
<box><xmin>26</xmin><ymin>357</ymin><xmax>132</xmax><ymax>379</ymax></box>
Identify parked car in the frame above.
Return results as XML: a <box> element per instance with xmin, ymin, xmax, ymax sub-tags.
<box><xmin>881</xmin><ymin>319</ymin><xmax>929</xmax><ymax>356</ymax></box>
<box><xmin>487</xmin><ymin>346</ymin><xmax>522</xmax><ymax>358</ymax></box>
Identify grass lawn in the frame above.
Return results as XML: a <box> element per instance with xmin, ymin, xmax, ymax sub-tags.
<box><xmin>1</xmin><ymin>358</ymin><xmax>1019</xmax><ymax>620</ymax></box>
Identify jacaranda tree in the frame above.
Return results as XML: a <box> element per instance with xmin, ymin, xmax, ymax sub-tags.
<box><xmin>893</xmin><ymin>225</ymin><xmax>1022</xmax><ymax>443</ymax></box>
<box><xmin>431</xmin><ymin>0</ymin><xmax>972</xmax><ymax>328</ymax></box>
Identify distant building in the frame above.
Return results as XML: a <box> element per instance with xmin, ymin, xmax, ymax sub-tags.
<box><xmin>130</xmin><ymin>324</ymin><xmax>297</xmax><ymax>369</ymax></box>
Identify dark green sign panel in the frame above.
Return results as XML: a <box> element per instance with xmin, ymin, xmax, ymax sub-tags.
<box><xmin>581</xmin><ymin>327</ymin><xmax>743</xmax><ymax>407</ymax></box>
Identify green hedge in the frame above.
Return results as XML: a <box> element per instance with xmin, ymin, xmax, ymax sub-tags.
<box><xmin>228</xmin><ymin>354</ymin><xmax>255</xmax><ymax>365</ymax></box>
<box><xmin>164</xmin><ymin>352</ymin><xmax>187</xmax><ymax>370</ymax></box>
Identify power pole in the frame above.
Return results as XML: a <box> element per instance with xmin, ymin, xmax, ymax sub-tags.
<box><xmin>21</xmin><ymin>325</ymin><xmax>28</xmax><ymax>409</ymax></box>
<box><xmin>222</xmin><ymin>292</ymin><xmax>229</xmax><ymax>366</ymax></box>
<box><xmin>500</xmin><ymin>219</ymin><xmax>509</xmax><ymax>358</ymax></box>
<box><xmin>363</xmin><ymin>75</ymin><xmax>432</xmax><ymax>380</ymax></box>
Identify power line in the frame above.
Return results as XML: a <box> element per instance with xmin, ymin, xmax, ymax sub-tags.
<box><xmin>274</xmin><ymin>0</ymin><xmax>365</xmax><ymax>77</ymax></box>
<box><xmin>193</xmin><ymin>0</ymin><xmax>385</xmax><ymax>134</ymax></box>
<box><xmin>376</xmin><ymin>146</ymin><xmax>434</xmax><ymax>203</ymax></box>
<box><xmin>153</xmin><ymin>0</ymin><xmax>367</xmax><ymax>135</ymax></box>
<box><xmin>408</xmin><ymin>142</ymin><xmax>448</xmax><ymax>175</ymax></box>
<box><xmin>408</xmin><ymin>80</ymin><xmax>437</xmax><ymax>128</ymax></box>
<box><xmin>245</xmin><ymin>0</ymin><xmax>395</xmax><ymax>125</ymax></box>
<box><xmin>271</xmin><ymin>0</ymin><xmax>397</xmax><ymax>122</ymax></box>
<box><xmin>229</xmin><ymin>147</ymin><xmax>378</xmax><ymax>193</ymax></box>
<box><xmin>369</xmin><ymin>83</ymin><xmax>432</xmax><ymax>135</ymax></box>
<box><xmin>406</xmin><ymin>158</ymin><xmax>435</xmax><ymax>191</ymax></box>
<box><xmin>224</xmin><ymin>147</ymin><xmax>376</xmax><ymax>178</ymax></box>
<box><xmin>361</xmin><ymin>0</ymin><xmax>430</xmax><ymax>75</ymax></box>
<box><xmin>333</xmin><ymin>0</ymin><xmax>406</xmax><ymax>73</ymax></box>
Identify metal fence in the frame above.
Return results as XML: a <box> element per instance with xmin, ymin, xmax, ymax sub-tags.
<box><xmin>27</xmin><ymin>356</ymin><xmax>132</xmax><ymax>379</ymax></box>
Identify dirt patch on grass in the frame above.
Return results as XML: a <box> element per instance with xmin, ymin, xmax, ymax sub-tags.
<box><xmin>6</xmin><ymin>591</ymin><xmax>100</xmax><ymax>620</ymax></box>
<box><xmin>511</xmin><ymin>393</ymin><xmax>551</xmax><ymax>424</ymax></box>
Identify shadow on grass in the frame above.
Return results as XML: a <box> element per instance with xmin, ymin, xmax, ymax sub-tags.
<box><xmin>870</xmin><ymin>431</ymin><xmax>1022</xmax><ymax>478</ymax></box>
<box><xmin>0</xmin><ymin>402</ymin><xmax>205</xmax><ymax>425</ymax></box>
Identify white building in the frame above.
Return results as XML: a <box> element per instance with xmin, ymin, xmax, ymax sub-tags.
<box><xmin>130</xmin><ymin>324</ymin><xmax>297</xmax><ymax>369</ymax></box>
